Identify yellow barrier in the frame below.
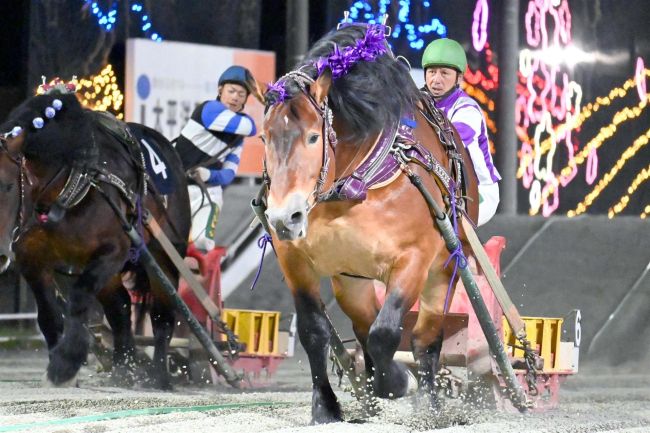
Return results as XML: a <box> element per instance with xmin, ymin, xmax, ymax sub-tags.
<box><xmin>222</xmin><ymin>309</ymin><xmax>281</xmax><ymax>356</ymax></box>
<box><xmin>503</xmin><ymin>316</ymin><xmax>563</xmax><ymax>371</ymax></box>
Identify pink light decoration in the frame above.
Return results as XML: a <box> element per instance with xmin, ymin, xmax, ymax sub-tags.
<box><xmin>586</xmin><ymin>147</ymin><xmax>598</xmax><ymax>185</ymax></box>
<box><xmin>525</xmin><ymin>1</ymin><xmax>542</xmax><ymax>47</ymax></box>
<box><xmin>636</xmin><ymin>57</ymin><xmax>647</xmax><ymax>103</ymax></box>
<box><xmin>472</xmin><ymin>0</ymin><xmax>489</xmax><ymax>52</ymax></box>
<box><xmin>517</xmin><ymin>0</ymin><xmax>581</xmax><ymax>216</ymax></box>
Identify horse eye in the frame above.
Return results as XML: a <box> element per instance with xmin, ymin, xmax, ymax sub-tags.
<box><xmin>259</xmin><ymin>135</ymin><xmax>266</xmax><ymax>144</ymax></box>
<box><xmin>307</xmin><ymin>133</ymin><xmax>320</xmax><ymax>145</ymax></box>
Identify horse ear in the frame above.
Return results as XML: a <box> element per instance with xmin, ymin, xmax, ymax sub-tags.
<box><xmin>249</xmin><ymin>78</ymin><xmax>268</xmax><ymax>105</ymax></box>
<box><xmin>311</xmin><ymin>69</ymin><xmax>332</xmax><ymax>106</ymax></box>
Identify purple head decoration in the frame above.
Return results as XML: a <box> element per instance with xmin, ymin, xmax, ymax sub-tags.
<box><xmin>266</xmin><ymin>80</ymin><xmax>287</xmax><ymax>105</ymax></box>
<box><xmin>266</xmin><ymin>24</ymin><xmax>389</xmax><ymax>105</ymax></box>
<box><xmin>313</xmin><ymin>24</ymin><xmax>388</xmax><ymax>80</ymax></box>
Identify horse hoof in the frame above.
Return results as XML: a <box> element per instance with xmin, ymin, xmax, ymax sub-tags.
<box><xmin>43</xmin><ymin>371</ymin><xmax>78</xmax><ymax>388</ymax></box>
<box><xmin>311</xmin><ymin>390</ymin><xmax>343</xmax><ymax>424</ymax></box>
<box><xmin>310</xmin><ymin>413</ymin><xmax>343</xmax><ymax>425</ymax></box>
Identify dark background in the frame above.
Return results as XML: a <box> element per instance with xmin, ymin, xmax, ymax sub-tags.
<box><xmin>1</xmin><ymin>0</ymin><xmax>648</xmax><ymax>215</ymax></box>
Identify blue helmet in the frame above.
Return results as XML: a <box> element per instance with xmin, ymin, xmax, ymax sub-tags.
<box><xmin>218</xmin><ymin>66</ymin><xmax>253</xmax><ymax>94</ymax></box>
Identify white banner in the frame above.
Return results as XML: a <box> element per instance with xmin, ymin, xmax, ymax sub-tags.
<box><xmin>125</xmin><ymin>38</ymin><xmax>275</xmax><ymax>175</ymax></box>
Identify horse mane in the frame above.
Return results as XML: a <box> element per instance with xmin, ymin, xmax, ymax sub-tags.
<box><xmin>1</xmin><ymin>92</ymin><xmax>97</xmax><ymax>167</ymax></box>
<box><xmin>268</xmin><ymin>24</ymin><xmax>421</xmax><ymax>143</ymax></box>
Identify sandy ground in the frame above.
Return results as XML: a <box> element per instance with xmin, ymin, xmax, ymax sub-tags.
<box><xmin>1</xmin><ymin>348</ymin><xmax>649</xmax><ymax>433</ymax></box>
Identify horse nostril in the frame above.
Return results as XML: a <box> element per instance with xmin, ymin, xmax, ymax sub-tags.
<box><xmin>290</xmin><ymin>211</ymin><xmax>304</xmax><ymax>225</ymax></box>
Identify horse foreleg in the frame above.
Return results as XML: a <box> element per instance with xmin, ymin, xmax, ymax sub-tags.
<box><xmin>21</xmin><ymin>268</ymin><xmax>63</xmax><ymax>351</ymax></box>
<box><xmin>294</xmin><ymin>289</ymin><xmax>342</xmax><ymax>423</ymax></box>
<box><xmin>367</xmin><ymin>257</ymin><xmax>424</xmax><ymax>399</ymax></box>
<box><xmin>47</xmin><ymin>245</ymin><xmax>123</xmax><ymax>386</ymax></box>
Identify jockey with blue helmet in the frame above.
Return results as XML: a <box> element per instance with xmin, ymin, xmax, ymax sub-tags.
<box><xmin>422</xmin><ymin>38</ymin><xmax>501</xmax><ymax>226</ymax></box>
<box><xmin>174</xmin><ymin>65</ymin><xmax>257</xmax><ymax>251</ymax></box>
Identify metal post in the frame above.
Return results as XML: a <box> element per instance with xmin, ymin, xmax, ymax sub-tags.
<box><xmin>286</xmin><ymin>0</ymin><xmax>309</xmax><ymax>71</ymax></box>
<box><xmin>408</xmin><ymin>172</ymin><xmax>529</xmax><ymax>412</ymax></box>
<box><xmin>496</xmin><ymin>0</ymin><xmax>520</xmax><ymax>214</ymax></box>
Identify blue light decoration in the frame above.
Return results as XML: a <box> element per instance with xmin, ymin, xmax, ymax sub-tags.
<box><xmin>85</xmin><ymin>1</ymin><xmax>163</xmax><ymax>42</ymax></box>
<box><xmin>343</xmin><ymin>0</ymin><xmax>447</xmax><ymax>50</ymax></box>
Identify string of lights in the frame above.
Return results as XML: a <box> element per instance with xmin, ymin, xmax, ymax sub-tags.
<box><xmin>641</xmin><ymin>204</ymin><xmax>650</xmax><ymax>219</ymax></box>
<box><xmin>532</xmin><ymin>72</ymin><xmax>650</xmax><ymax>159</ymax></box>
<box><xmin>567</xmin><ymin>128</ymin><xmax>650</xmax><ymax>217</ymax></box>
<box><xmin>36</xmin><ymin>65</ymin><xmax>124</xmax><ymax>117</ymax></box>
<box><xmin>84</xmin><ymin>1</ymin><xmax>162</xmax><ymax>42</ymax></box>
<box><xmin>529</xmin><ymin>97</ymin><xmax>649</xmax><ymax>216</ymax></box>
<box><xmin>607</xmin><ymin>163</ymin><xmax>650</xmax><ymax>218</ymax></box>
<box><xmin>343</xmin><ymin>0</ymin><xmax>447</xmax><ymax>49</ymax></box>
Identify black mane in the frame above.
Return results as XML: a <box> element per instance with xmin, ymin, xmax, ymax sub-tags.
<box><xmin>267</xmin><ymin>24</ymin><xmax>420</xmax><ymax>142</ymax></box>
<box><xmin>1</xmin><ymin>92</ymin><xmax>97</xmax><ymax>167</ymax></box>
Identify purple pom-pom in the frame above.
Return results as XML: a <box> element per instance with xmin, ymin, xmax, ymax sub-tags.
<box><xmin>45</xmin><ymin>106</ymin><xmax>56</xmax><ymax>119</ymax></box>
<box><xmin>32</xmin><ymin>117</ymin><xmax>44</xmax><ymax>129</ymax></box>
<box><xmin>52</xmin><ymin>99</ymin><xmax>63</xmax><ymax>110</ymax></box>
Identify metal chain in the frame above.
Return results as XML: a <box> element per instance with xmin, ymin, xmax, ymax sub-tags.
<box><xmin>515</xmin><ymin>337</ymin><xmax>541</xmax><ymax>396</ymax></box>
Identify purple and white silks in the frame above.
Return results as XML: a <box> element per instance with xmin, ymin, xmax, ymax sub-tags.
<box><xmin>435</xmin><ymin>87</ymin><xmax>501</xmax><ymax>186</ymax></box>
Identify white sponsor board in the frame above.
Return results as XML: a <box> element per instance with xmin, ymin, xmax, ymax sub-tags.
<box><xmin>125</xmin><ymin>38</ymin><xmax>275</xmax><ymax>174</ymax></box>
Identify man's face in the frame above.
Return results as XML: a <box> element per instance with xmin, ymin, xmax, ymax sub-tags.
<box><xmin>219</xmin><ymin>83</ymin><xmax>248</xmax><ymax>112</ymax></box>
<box><xmin>425</xmin><ymin>66</ymin><xmax>460</xmax><ymax>99</ymax></box>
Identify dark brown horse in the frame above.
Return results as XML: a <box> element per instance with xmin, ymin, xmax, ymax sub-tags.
<box><xmin>0</xmin><ymin>91</ymin><xmax>190</xmax><ymax>389</ymax></box>
<box><xmin>255</xmin><ymin>24</ymin><xmax>478</xmax><ymax>422</ymax></box>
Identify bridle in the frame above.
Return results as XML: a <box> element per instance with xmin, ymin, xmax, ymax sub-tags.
<box><xmin>263</xmin><ymin>70</ymin><xmax>339</xmax><ymax>213</ymax></box>
<box><xmin>0</xmin><ymin>136</ymin><xmax>28</xmax><ymax>245</ymax></box>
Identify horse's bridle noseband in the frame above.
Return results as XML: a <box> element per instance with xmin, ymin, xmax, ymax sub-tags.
<box><xmin>263</xmin><ymin>70</ymin><xmax>338</xmax><ymax>214</ymax></box>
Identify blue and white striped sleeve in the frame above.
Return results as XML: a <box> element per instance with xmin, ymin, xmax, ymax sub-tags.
<box><xmin>206</xmin><ymin>142</ymin><xmax>243</xmax><ymax>186</ymax></box>
<box><xmin>200</xmin><ymin>101</ymin><xmax>257</xmax><ymax>137</ymax></box>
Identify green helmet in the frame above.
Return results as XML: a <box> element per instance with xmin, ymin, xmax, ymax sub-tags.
<box><xmin>421</xmin><ymin>38</ymin><xmax>467</xmax><ymax>73</ymax></box>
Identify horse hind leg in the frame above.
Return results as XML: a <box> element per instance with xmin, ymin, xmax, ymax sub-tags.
<box><xmin>146</xmin><ymin>258</ymin><xmax>178</xmax><ymax>391</ymax></box>
<box><xmin>410</xmin><ymin>264</ymin><xmax>456</xmax><ymax>410</ymax></box>
<box><xmin>97</xmin><ymin>276</ymin><xmax>137</xmax><ymax>387</ymax></box>
<box><xmin>331</xmin><ymin>276</ymin><xmax>380</xmax><ymax>393</ymax></box>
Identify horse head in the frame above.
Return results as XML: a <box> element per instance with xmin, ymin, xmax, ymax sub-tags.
<box><xmin>0</xmin><ymin>92</ymin><xmax>95</xmax><ymax>223</ymax></box>
<box><xmin>261</xmin><ymin>71</ymin><xmax>334</xmax><ymax>241</ymax></box>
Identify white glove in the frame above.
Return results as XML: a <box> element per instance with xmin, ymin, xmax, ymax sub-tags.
<box><xmin>194</xmin><ymin>167</ymin><xmax>211</xmax><ymax>182</ymax></box>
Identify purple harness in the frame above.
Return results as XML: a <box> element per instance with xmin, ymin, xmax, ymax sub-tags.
<box><xmin>321</xmin><ymin>114</ymin><xmax>457</xmax><ymax>203</ymax></box>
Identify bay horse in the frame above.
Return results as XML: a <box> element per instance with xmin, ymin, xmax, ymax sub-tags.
<box><xmin>255</xmin><ymin>24</ymin><xmax>479</xmax><ymax>422</ymax></box>
<box><xmin>0</xmin><ymin>91</ymin><xmax>191</xmax><ymax>389</ymax></box>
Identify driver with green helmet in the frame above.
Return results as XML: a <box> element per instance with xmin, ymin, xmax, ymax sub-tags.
<box><xmin>422</xmin><ymin>38</ymin><xmax>501</xmax><ymax>226</ymax></box>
